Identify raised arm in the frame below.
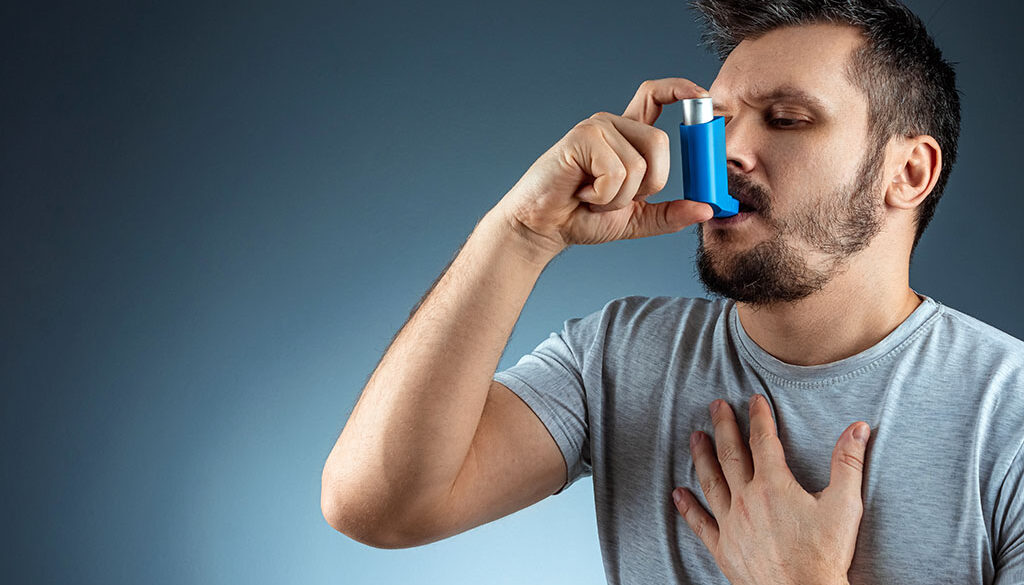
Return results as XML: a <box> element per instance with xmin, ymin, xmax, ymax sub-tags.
<box><xmin>319</xmin><ymin>77</ymin><xmax>715</xmax><ymax>548</ymax></box>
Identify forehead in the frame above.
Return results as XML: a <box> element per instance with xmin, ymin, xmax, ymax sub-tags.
<box><xmin>709</xmin><ymin>23</ymin><xmax>868</xmax><ymax>116</ymax></box>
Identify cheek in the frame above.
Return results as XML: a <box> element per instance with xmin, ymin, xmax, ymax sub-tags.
<box><xmin>766</xmin><ymin>165</ymin><xmax>830</xmax><ymax>215</ymax></box>
<box><xmin>761</xmin><ymin>137</ymin><xmax>814</xmax><ymax>186</ymax></box>
<box><xmin>763</xmin><ymin>140</ymin><xmax>850</xmax><ymax>212</ymax></box>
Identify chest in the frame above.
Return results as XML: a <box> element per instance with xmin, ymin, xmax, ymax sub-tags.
<box><xmin>586</xmin><ymin>368</ymin><xmax>996</xmax><ymax>584</ymax></box>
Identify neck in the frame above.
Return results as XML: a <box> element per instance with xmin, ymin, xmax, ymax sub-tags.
<box><xmin>735</xmin><ymin>251</ymin><xmax>922</xmax><ymax>366</ymax></box>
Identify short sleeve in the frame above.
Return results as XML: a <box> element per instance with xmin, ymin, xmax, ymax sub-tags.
<box><xmin>493</xmin><ymin>307</ymin><xmax>605</xmax><ymax>495</ymax></box>
<box><xmin>995</xmin><ymin>441</ymin><xmax>1024</xmax><ymax>584</ymax></box>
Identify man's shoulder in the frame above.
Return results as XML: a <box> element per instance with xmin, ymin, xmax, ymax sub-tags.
<box><xmin>929</xmin><ymin>298</ymin><xmax>1024</xmax><ymax>360</ymax></box>
<box><xmin>917</xmin><ymin>299</ymin><xmax>1024</xmax><ymax>392</ymax></box>
<box><xmin>598</xmin><ymin>294</ymin><xmax>726</xmax><ymax>313</ymax></box>
<box><xmin>568</xmin><ymin>295</ymin><xmax>732</xmax><ymax>352</ymax></box>
<box><xmin>594</xmin><ymin>294</ymin><xmax>729</xmax><ymax>325</ymax></box>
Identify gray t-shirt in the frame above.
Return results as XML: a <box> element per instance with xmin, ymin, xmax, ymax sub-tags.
<box><xmin>493</xmin><ymin>294</ymin><xmax>1024</xmax><ymax>585</ymax></box>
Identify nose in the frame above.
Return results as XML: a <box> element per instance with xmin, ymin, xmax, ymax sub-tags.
<box><xmin>723</xmin><ymin>113</ymin><xmax>757</xmax><ymax>174</ymax></box>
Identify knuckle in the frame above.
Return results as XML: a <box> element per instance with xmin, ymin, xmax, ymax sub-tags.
<box><xmin>627</xmin><ymin>154</ymin><xmax>647</xmax><ymax>175</ymax></box>
<box><xmin>573</xmin><ymin>119</ymin><xmax>598</xmax><ymax>134</ymax></box>
<box><xmin>732</xmin><ymin>494</ymin><xmax>753</xmax><ymax>523</ymax></box>
<box><xmin>749</xmin><ymin>430</ymin><xmax>775</xmax><ymax>450</ymax></box>
<box><xmin>827</xmin><ymin>490</ymin><xmax>863</xmax><ymax>520</ymax></box>
<box><xmin>607</xmin><ymin>162</ymin><xmax>627</xmax><ymax>180</ymax></box>
<box><xmin>716</xmin><ymin>443</ymin><xmax>742</xmax><ymax>468</ymax></box>
<box><xmin>699</xmin><ymin>474</ymin><xmax>724</xmax><ymax>498</ymax></box>
<box><xmin>843</xmin><ymin>498</ymin><xmax>864</xmax><ymax>519</ymax></box>
<box><xmin>692</xmin><ymin>515</ymin><xmax>709</xmax><ymax>539</ymax></box>
<box><xmin>572</xmin><ymin>122</ymin><xmax>602</xmax><ymax>143</ymax></box>
<box><xmin>653</xmin><ymin>173</ymin><xmax>669</xmax><ymax>192</ymax></box>
<box><xmin>639</xmin><ymin>79</ymin><xmax>656</xmax><ymax>92</ymax></box>
<box><xmin>838</xmin><ymin>451</ymin><xmax>865</xmax><ymax>473</ymax></box>
<box><xmin>748</xmin><ymin>477</ymin><xmax>774</xmax><ymax>500</ymax></box>
<box><xmin>589</xmin><ymin>110</ymin><xmax>613</xmax><ymax>121</ymax></box>
<box><xmin>653</xmin><ymin>128</ymin><xmax>671</xmax><ymax>148</ymax></box>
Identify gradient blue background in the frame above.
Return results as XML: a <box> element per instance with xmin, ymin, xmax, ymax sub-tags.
<box><xmin>4</xmin><ymin>1</ymin><xmax>1022</xmax><ymax>583</ymax></box>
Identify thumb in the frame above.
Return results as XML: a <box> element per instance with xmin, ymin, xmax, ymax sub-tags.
<box><xmin>823</xmin><ymin>421</ymin><xmax>870</xmax><ymax>501</ymax></box>
<box><xmin>624</xmin><ymin>199</ymin><xmax>714</xmax><ymax>239</ymax></box>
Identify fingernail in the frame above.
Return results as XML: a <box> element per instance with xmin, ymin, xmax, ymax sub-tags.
<box><xmin>673</xmin><ymin>488</ymin><xmax>683</xmax><ymax>505</ymax></box>
<box><xmin>710</xmin><ymin>400</ymin><xmax>721</xmax><ymax>415</ymax></box>
<box><xmin>690</xmin><ymin>431</ymin><xmax>700</xmax><ymax>449</ymax></box>
<box><xmin>854</xmin><ymin>423</ymin><xmax>870</xmax><ymax>444</ymax></box>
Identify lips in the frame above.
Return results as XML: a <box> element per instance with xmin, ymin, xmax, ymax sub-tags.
<box><xmin>727</xmin><ymin>173</ymin><xmax>765</xmax><ymax>215</ymax></box>
<box><xmin>737</xmin><ymin>201</ymin><xmax>758</xmax><ymax>213</ymax></box>
<box><xmin>731</xmin><ymin>194</ymin><xmax>759</xmax><ymax>214</ymax></box>
<box><xmin>708</xmin><ymin>210</ymin><xmax>753</xmax><ymax>227</ymax></box>
<box><xmin>727</xmin><ymin>188</ymin><xmax>758</xmax><ymax>213</ymax></box>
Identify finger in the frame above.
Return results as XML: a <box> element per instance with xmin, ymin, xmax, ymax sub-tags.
<box><xmin>689</xmin><ymin>430</ymin><xmax>731</xmax><ymax>518</ymax></box>
<box><xmin>621</xmin><ymin>199</ymin><xmax>715</xmax><ymax>240</ymax></box>
<box><xmin>822</xmin><ymin>421</ymin><xmax>870</xmax><ymax>503</ymax></box>
<box><xmin>597</xmin><ymin>113</ymin><xmax>672</xmax><ymax>198</ymax></box>
<box><xmin>709</xmin><ymin>399</ymin><xmax>755</xmax><ymax>488</ymax></box>
<box><xmin>747</xmin><ymin>393</ymin><xmax>793</xmax><ymax>482</ymax></box>
<box><xmin>566</xmin><ymin>122</ymin><xmax>628</xmax><ymax>207</ymax></box>
<box><xmin>673</xmin><ymin>487</ymin><xmax>721</xmax><ymax>552</ymax></box>
<box><xmin>585</xmin><ymin>118</ymin><xmax>647</xmax><ymax>213</ymax></box>
<box><xmin>622</xmin><ymin>78</ymin><xmax>711</xmax><ymax>125</ymax></box>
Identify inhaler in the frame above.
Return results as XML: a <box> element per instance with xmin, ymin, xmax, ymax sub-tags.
<box><xmin>679</xmin><ymin>97</ymin><xmax>739</xmax><ymax>217</ymax></box>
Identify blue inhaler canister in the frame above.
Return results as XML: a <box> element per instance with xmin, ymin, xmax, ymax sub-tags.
<box><xmin>679</xmin><ymin>97</ymin><xmax>739</xmax><ymax>217</ymax></box>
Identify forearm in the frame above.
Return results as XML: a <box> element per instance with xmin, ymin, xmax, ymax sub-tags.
<box><xmin>321</xmin><ymin>206</ymin><xmax>559</xmax><ymax>536</ymax></box>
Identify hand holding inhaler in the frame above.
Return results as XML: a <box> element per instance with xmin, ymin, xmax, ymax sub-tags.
<box><xmin>491</xmin><ymin>78</ymin><xmax>716</xmax><ymax>264</ymax></box>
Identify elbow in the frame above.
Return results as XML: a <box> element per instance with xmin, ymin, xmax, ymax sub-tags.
<box><xmin>320</xmin><ymin>500</ymin><xmax>390</xmax><ymax>549</ymax></box>
<box><xmin>321</xmin><ymin>471</ymin><xmax>390</xmax><ymax>547</ymax></box>
<box><xmin>320</xmin><ymin>471</ymin><xmax>435</xmax><ymax>549</ymax></box>
<box><xmin>319</xmin><ymin>487</ymin><xmax>354</xmax><ymax>539</ymax></box>
<box><xmin>320</xmin><ymin>498</ymin><xmax>432</xmax><ymax>550</ymax></box>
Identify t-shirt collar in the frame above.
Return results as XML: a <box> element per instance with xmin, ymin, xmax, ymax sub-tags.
<box><xmin>728</xmin><ymin>292</ymin><xmax>942</xmax><ymax>385</ymax></box>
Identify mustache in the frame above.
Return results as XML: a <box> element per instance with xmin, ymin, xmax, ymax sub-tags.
<box><xmin>727</xmin><ymin>172</ymin><xmax>771</xmax><ymax>214</ymax></box>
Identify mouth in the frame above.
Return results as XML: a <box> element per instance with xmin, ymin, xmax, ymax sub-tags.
<box><xmin>735</xmin><ymin>199</ymin><xmax>759</xmax><ymax>214</ymax></box>
<box><xmin>708</xmin><ymin>202</ymin><xmax>758</xmax><ymax>228</ymax></box>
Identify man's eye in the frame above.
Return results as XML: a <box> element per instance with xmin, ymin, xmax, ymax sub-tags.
<box><xmin>768</xmin><ymin>117</ymin><xmax>805</xmax><ymax>128</ymax></box>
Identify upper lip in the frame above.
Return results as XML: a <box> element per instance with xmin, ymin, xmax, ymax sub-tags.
<box><xmin>732</xmin><ymin>194</ymin><xmax>758</xmax><ymax>212</ymax></box>
<box><xmin>727</xmin><ymin>174</ymin><xmax>762</xmax><ymax>212</ymax></box>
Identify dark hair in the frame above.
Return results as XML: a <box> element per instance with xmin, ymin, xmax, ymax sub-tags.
<box><xmin>690</xmin><ymin>0</ymin><xmax>961</xmax><ymax>254</ymax></box>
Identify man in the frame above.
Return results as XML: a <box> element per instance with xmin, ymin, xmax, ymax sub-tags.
<box><xmin>321</xmin><ymin>1</ymin><xmax>1024</xmax><ymax>583</ymax></box>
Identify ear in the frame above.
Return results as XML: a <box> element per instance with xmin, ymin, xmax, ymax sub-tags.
<box><xmin>884</xmin><ymin>135</ymin><xmax>942</xmax><ymax>211</ymax></box>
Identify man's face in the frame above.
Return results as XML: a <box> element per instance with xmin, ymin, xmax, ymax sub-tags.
<box><xmin>696</xmin><ymin>23</ymin><xmax>888</xmax><ymax>305</ymax></box>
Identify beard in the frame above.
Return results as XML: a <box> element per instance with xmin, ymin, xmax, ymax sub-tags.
<box><xmin>695</xmin><ymin>139</ymin><xmax>886</xmax><ymax>306</ymax></box>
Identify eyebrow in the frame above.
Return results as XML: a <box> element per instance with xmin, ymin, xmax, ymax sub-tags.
<box><xmin>715</xmin><ymin>85</ymin><xmax>832</xmax><ymax>115</ymax></box>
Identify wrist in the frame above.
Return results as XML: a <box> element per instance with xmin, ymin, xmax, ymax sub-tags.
<box><xmin>477</xmin><ymin>205</ymin><xmax>567</xmax><ymax>268</ymax></box>
<box><xmin>783</xmin><ymin>567</ymin><xmax>849</xmax><ymax>585</ymax></box>
<box><xmin>807</xmin><ymin>575</ymin><xmax>849</xmax><ymax>585</ymax></box>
